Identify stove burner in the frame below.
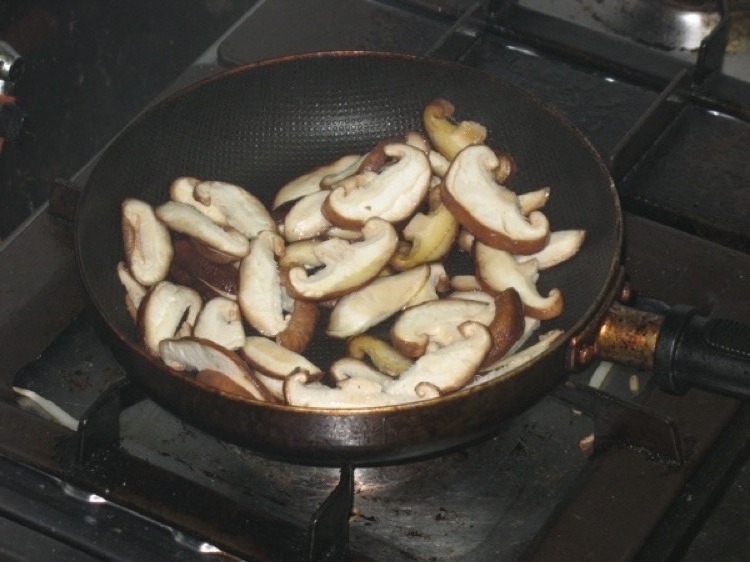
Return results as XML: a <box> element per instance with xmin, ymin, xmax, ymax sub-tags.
<box><xmin>581</xmin><ymin>0</ymin><xmax>749</xmax><ymax>51</ymax></box>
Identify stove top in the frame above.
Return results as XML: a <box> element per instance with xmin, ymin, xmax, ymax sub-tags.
<box><xmin>1</xmin><ymin>1</ymin><xmax>750</xmax><ymax>560</ymax></box>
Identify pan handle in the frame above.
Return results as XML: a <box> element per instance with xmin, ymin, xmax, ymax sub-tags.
<box><xmin>654</xmin><ymin>305</ymin><xmax>750</xmax><ymax>398</ymax></box>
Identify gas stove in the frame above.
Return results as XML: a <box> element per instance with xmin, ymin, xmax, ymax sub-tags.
<box><xmin>1</xmin><ymin>1</ymin><xmax>750</xmax><ymax>560</ymax></box>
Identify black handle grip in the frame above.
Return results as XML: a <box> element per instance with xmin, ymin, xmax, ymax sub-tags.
<box><xmin>654</xmin><ymin>305</ymin><xmax>750</xmax><ymax>398</ymax></box>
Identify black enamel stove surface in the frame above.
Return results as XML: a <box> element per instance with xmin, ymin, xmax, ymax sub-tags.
<box><xmin>1</xmin><ymin>1</ymin><xmax>750</xmax><ymax>560</ymax></box>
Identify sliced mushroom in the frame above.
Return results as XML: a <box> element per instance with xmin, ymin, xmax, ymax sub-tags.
<box><xmin>138</xmin><ymin>281</ymin><xmax>203</xmax><ymax>355</ymax></box>
<box><xmin>474</xmin><ymin>329</ymin><xmax>564</xmax><ymax>382</ymax></box>
<box><xmin>329</xmin><ymin>357</ymin><xmax>396</xmax><ymax>385</ymax></box>
<box><xmin>323</xmin><ymin>143</ymin><xmax>431</xmax><ymax>229</ymax></box>
<box><xmin>279</xmin><ymin>238</ymin><xmax>327</xmax><ymax>269</ymax></box>
<box><xmin>155</xmin><ymin>201</ymin><xmax>251</xmax><ymax>260</ymax></box>
<box><xmin>405</xmin><ymin>263</ymin><xmax>450</xmax><ymax>308</ymax></box>
<box><xmin>121</xmin><ymin>198</ymin><xmax>173</xmax><ymax>286</ymax></box>
<box><xmin>193</xmin><ymin>297</ymin><xmax>245</xmax><ymax>351</ymax></box>
<box><xmin>193</xmin><ymin>181</ymin><xmax>276</xmax><ymax>239</ymax></box>
<box><xmin>428</xmin><ymin>150</ymin><xmax>451</xmax><ymax>177</ymax></box>
<box><xmin>238</xmin><ymin>231</ymin><xmax>288</xmax><ymax>336</ymax></box>
<box><xmin>275</xmin><ymin>298</ymin><xmax>319</xmax><ymax>353</ymax></box>
<box><xmin>386</xmin><ymin>321</ymin><xmax>491</xmax><ymax>396</ymax></box>
<box><xmin>516</xmin><ymin>229</ymin><xmax>586</xmax><ymax>270</ymax></box>
<box><xmin>474</xmin><ymin>242</ymin><xmax>563</xmax><ymax>320</ymax></box>
<box><xmin>482</xmin><ymin>288</ymin><xmax>525</xmax><ymax>367</ymax></box>
<box><xmin>169</xmin><ymin>176</ymin><xmax>226</xmax><ymax>224</ymax></box>
<box><xmin>285</xmin><ymin>218</ymin><xmax>398</xmax><ymax>300</ymax></box>
<box><xmin>284</xmin><ymin>370</ymin><xmax>403</xmax><ymax>409</ymax></box>
<box><xmin>159</xmin><ymin>337</ymin><xmax>273</xmax><ymax>402</ymax></box>
<box><xmin>327</xmin><ymin>265</ymin><xmax>431</xmax><ymax>338</ymax></box>
<box><xmin>390</xmin><ymin>297</ymin><xmax>495</xmax><ymax>358</ymax></box>
<box><xmin>442</xmin><ymin>145</ymin><xmax>549</xmax><ymax>255</ymax></box>
<box><xmin>117</xmin><ymin>261</ymin><xmax>147</xmax><ymax>321</ymax></box>
<box><xmin>273</xmin><ymin>154</ymin><xmax>363</xmax><ymax>208</ymax></box>
<box><xmin>242</xmin><ymin>336</ymin><xmax>322</xmax><ymax>380</ymax></box>
<box><xmin>450</xmin><ymin>274</ymin><xmax>482</xmax><ymax>292</ymax></box>
<box><xmin>422</xmin><ymin>99</ymin><xmax>487</xmax><ymax>160</ymax></box>
<box><xmin>346</xmin><ymin>335</ymin><xmax>413</xmax><ymax>377</ymax></box>
<box><xmin>169</xmin><ymin>239</ymin><xmax>239</xmax><ymax>301</ymax></box>
<box><xmin>518</xmin><ymin>186</ymin><xmax>551</xmax><ymax>215</ymax></box>
<box><xmin>404</xmin><ymin>130</ymin><xmax>431</xmax><ymax>153</ymax></box>
<box><xmin>389</xmin><ymin>202</ymin><xmax>458</xmax><ymax>271</ymax></box>
<box><xmin>282</xmin><ymin>190</ymin><xmax>332</xmax><ymax>242</ymax></box>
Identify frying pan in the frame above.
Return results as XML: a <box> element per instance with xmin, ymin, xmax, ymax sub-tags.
<box><xmin>75</xmin><ymin>52</ymin><xmax>749</xmax><ymax>466</ymax></box>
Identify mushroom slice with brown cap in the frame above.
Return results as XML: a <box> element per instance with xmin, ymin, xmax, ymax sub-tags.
<box><xmin>155</xmin><ymin>201</ymin><xmax>251</xmax><ymax>260</ymax></box>
<box><xmin>422</xmin><ymin>99</ymin><xmax>487</xmax><ymax>161</ymax></box>
<box><xmin>386</xmin><ymin>321</ymin><xmax>491</xmax><ymax>396</ymax></box>
<box><xmin>159</xmin><ymin>337</ymin><xmax>273</xmax><ymax>402</ymax></box>
<box><xmin>516</xmin><ymin>229</ymin><xmax>586</xmax><ymax>270</ymax></box>
<box><xmin>238</xmin><ymin>231</ymin><xmax>288</xmax><ymax>337</ymax></box>
<box><xmin>327</xmin><ymin>265</ymin><xmax>431</xmax><ymax>338</ymax></box>
<box><xmin>273</xmin><ymin>154</ymin><xmax>363</xmax><ymax>208</ymax></box>
<box><xmin>169</xmin><ymin>239</ymin><xmax>239</xmax><ymax>301</ymax></box>
<box><xmin>121</xmin><ymin>198</ymin><xmax>173</xmax><ymax>286</ymax></box>
<box><xmin>286</xmin><ymin>218</ymin><xmax>399</xmax><ymax>301</ymax></box>
<box><xmin>475</xmin><ymin>329</ymin><xmax>564</xmax><ymax>381</ymax></box>
<box><xmin>389</xmin><ymin>202</ymin><xmax>458</xmax><ymax>271</ymax></box>
<box><xmin>241</xmin><ymin>336</ymin><xmax>322</xmax><ymax>379</ymax></box>
<box><xmin>347</xmin><ymin>335</ymin><xmax>413</xmax><ymax>377</ymax></box>
<box><xmin>193</xmin><ymin>180</ymin><xmax>276</xmax><ymax>239</ymax></box>
<box><xmin>138</xmin><ymin>281</ymin><xmax>203</xmax><ymax>355</ymax></box>
<box><xmin>169</xmin><ymin>177</ymin><xmax>226</xmax><ymax>224</ymax></box>
<box><xmin>475</xmin><ymin>242</ymin><xmax>564</xmax><ymax>320</ymax></box>
<box><xmin>117</xmin><ymin>261</ymin><xmax>147</xmax><ymax>321</ymax></box>
<box><xmin>482</xmin><ymin>288</ymin><xmax>525</xmax><ymax>367</ymax></box>
<box><xmin>390</xmin><ymin>297</ymin><xmax>495</xmax><ymax>358</ymax></box>
<box><xmin>323</xmin><ymin>143</ymin><xmax>431</xmax><ymax>229</ymax></box>
<box><xmin>193</xmin><ymin>297</ymin><xmax>245</xmax><ymax>351</ymax></box>
<box><xmin>442</xmin><ymin>145</ymin><xmax>550</xmax><ymax>255</ymax></box>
